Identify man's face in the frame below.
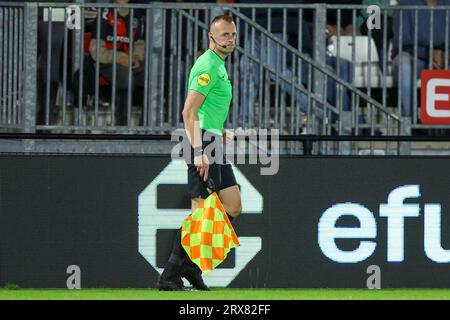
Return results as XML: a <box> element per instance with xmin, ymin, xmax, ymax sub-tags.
<box><xmin>113</xmin><ymin>0</ymin><xmax>130</xmax><ymax>4</ymax></box>
<box><xmin>209</xmin><ymin>20</ymin><xmax>237</xmax><ymax>54</ymax></box>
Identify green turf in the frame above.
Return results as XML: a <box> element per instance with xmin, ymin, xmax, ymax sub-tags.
<box><xmin>1</xmin><ymin>288</ymin><xmax>450</xmax><ymax>300</ymax></box>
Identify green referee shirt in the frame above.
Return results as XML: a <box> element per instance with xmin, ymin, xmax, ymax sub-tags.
<box><xmin>188</xmin><ymin>49</ymin><xmax>232</xmax><ymax>136</ymax></box>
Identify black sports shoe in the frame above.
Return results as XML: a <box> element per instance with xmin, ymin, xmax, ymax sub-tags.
<box><xmin>180</xmin><ymin>266</ymin><xmax>210</xmax><ymax>291</ymax></box>
<box><xmin>156</xmin><ymin>276</ymin><xmax>189</xmax><ymax>291</ymax></box>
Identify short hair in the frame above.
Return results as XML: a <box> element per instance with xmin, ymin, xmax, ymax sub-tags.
<box><xmin>210</xmin><ymin>14</ymin><xmax>234</xmax><ymax>28</ymax></box>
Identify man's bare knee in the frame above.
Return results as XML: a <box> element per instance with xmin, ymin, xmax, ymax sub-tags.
<box><xmin>218</xmin><ymin>185</ymin><xmax>242</xmax><ymax>218</ymax></box>
<box><xmin>225</xmin><ymin>201</ymin><xmax>242</xmax><ymax>218</ymax></box>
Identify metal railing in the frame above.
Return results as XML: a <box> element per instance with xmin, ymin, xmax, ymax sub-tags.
<box><xmin>0</xmin><ymin>2</ymin><xmax>26</xmax><ymax>130</ymax></box>
<box><xmin>1</xmin><ymin>2</ymin><xmax>449</xmax><ymax>155</ymax></box>
<box><xmin>325</xmin><ymin>4</ymin><xmax>450</xmax><ymax>132</ymax></box>
<box><xmin>228</xmin><ymin>4</ymin><xmax>402</xmax><ymax>155</ymax></box>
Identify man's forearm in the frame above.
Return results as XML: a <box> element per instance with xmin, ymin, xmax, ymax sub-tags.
<box><xmin>182</xmin><ymin>90</ymin><xmax>206</xmax><ymax>150</ymax></box>
<box><xmin>183</xmin><ymin>111</ymin><xmax>202</xmax><ymax>150</ymax></box>
<box><xmin>134</xmin><ymin>40</ymin><xmax>145</xmax><ymax>62</ymax></box>
<box><xmin>89</xmin><ymin>39</ymin><xmax>128</xmax><ymax>64</ymax></box>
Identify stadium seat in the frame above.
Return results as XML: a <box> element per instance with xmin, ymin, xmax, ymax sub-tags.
<box><xmin>328</xmin><ymin>36</ymin><xmax>394</xmax><ymax>88</ymax></box>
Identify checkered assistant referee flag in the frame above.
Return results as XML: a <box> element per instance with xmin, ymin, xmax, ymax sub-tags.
<box><xmin>181</xmin><ymin>186</ymin><xmax>239</xmax><ymax>274</ymax></box>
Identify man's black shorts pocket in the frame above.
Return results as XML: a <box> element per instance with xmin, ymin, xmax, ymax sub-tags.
<box><xmin>187</xmin><ymin>163</ymin><xmax>237</xmax><ymax>199</ymax></box>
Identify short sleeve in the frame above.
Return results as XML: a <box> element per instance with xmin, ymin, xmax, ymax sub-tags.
<box><xmin>92</xmin><ymin>8</ymin><xmax>110</xmax><ymax>40</ymax></box>
<box><xmin>188</xmin><ymin>65</ymin><xmax>218</xmax><ymax>97</ymax></box>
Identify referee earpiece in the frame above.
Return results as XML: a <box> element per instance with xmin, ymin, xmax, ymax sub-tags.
<box><xmin>210</xmin><ymin>35</ymin><xmax>227</xmax><ymax>49</ymax></box>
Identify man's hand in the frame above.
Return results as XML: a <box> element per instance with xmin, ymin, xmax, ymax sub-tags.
<box><xmin>194</xmin><ymin>154</ymin><xmax>209</xmax><ymax>182</ymax></box>
<box><xmin>132</xmin><ymin>54</ymin><xmax>141</xmax><ymax>69</ymax></box>
<box><xmin>326</xmin><ymin>25</ymin><xmax>337</xmax><ymax>39</ymax></box>
<box><xmin>433</xmin><ymin>49</ymin><xmax>444</xmax><ymax>69</ymax></box>
<box><xmin>223</xmin><ymin>129</ymin><xmax>234</xmax><ymax>144</ymax></box>
<box><xmin>117</xmin><ymin>54</ymin><xmax>130</xmax><ymax>67</ymax></box>
<box><xmin>117</xmin><ymin>54</ymin><xmax>141</xmax><ymax>69</ymax></box>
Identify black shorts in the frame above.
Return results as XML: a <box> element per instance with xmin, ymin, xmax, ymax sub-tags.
<box><xmin>186</xmin><ymin>131</ymin><xmax>238</xmax><ymax>199</ymax></box>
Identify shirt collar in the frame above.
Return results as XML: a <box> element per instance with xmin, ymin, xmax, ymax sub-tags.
<box><xmin>207</xmin><ymin>49</ymin><xmax>225</xmax><ymax>64</ymax></box>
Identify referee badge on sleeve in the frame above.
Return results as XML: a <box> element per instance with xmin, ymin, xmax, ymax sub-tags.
<box><xmin>197</xmin><ymin>73</ymin><xmax>211</xmax><ymax>87</ymax></box>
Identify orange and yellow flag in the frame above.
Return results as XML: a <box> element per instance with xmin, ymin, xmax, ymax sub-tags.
<box><xmin>181</xmin><ymin>192</ymin><xmax>240</xmax><ymax>274</ymax></box>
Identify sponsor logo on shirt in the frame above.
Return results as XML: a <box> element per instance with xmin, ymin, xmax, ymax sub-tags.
<box><xmin>198</xmin><ymin>73</ymin><xmax>211</xmax><ymax>87</ymax></box>
<box><xmin>106</xmin><ymin>35</ymin><xmax>130</xmax><ymax>43</ymax></box>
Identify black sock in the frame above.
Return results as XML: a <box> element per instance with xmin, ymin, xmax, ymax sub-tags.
<box><xmin>181</xmin><ymin>254</ymin><xmax>201</xmax><ymax>272</ymax></box>
<box><xmin>161</xmin><ymin>228</ymin><xmax>185</xmax><ymax>281</ymax></box>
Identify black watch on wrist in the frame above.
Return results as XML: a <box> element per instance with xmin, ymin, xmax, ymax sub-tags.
<box><xmin>193</xmin><ymin>146</ymin><xmax>203</xmax><ymax>157</ymax></box>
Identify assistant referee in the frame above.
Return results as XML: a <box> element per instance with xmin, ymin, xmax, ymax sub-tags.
<box><xmin>157</xmin><ymin>14</ymin><xmax>242</xmax><ymax>291</ymax></box>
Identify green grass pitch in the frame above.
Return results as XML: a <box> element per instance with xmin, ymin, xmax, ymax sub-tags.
<box><xmin>1</xmin><ymin>289</ymin><xmax>450</xmax><ymax>300</ymax></box>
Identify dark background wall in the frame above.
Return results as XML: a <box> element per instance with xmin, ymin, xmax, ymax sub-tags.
<box><xmin>1</xmin><ymin>155</ymin><xmax>450</xmax><ymax>288</ymax></box>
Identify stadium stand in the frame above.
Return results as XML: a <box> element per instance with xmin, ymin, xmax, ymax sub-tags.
<box><xmin>0</xmin><ymin>1</ymin><xmax>450</xmax><ymax>155</ymax></box>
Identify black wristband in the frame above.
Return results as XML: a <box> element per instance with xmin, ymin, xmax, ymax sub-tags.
<box><xmin>193</xmin><ymin>146</ymin><xmax>203</xmax><ymax>157</ymax></box>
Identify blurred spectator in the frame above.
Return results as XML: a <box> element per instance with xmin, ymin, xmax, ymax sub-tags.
<box><xmin>358</xmin><ymin>0</ymin><xmax>398</xmax><ymax>69</ymax></box>
<box><xmin>237</xmin><ymin>0</ymin><xmax>309</xmax><ymax>127</ymax></box>
<box><xmin>301</xmin><ymin>0</ymin><xmax>362</xmax><ymax>36</ymax></box>
<box><xmin>211</xmin><ymin>0</ymin><xmax>236</xmax><ymax>18</ymax></box>
<box><xmin>89</xmin><ymin>0</ymin><xmax>146</xmax><ymax>125</ymax></box>
<box><xmin>323</xmin><ymin>22</ymin><xmax>354</xmax><ymax>117</ymax></box>
<box><xmin>308</xmin><ymin>0</ymin><xmax>360</xmax><ymax>99</ymax></box>
<box><xmin>328</xmin><ymin>1</ymin><xmax>362</xmax><ymax>36</ymax></box>
<box><xmin>37</xmin><ymin>0</ymin><xmax>76</xmax><ymax>125</ymax></box>
<box><xmin>392</xmin><ymin>0</ymin><xmax>450</xmax><ymax>118</ymax></box>
<box><xmin>84</xmin><ymin>0</ymin><xmax>110</xmax><ymax>33</ymax></box>
<box><xmin>238</xmin><ymin>0</ymin><xmax>355</xmax><ymax>127</ymax></box>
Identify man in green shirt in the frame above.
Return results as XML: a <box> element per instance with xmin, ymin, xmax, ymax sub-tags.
<box><xmin>157</xmin><ymin>14</ymin><xmax>241</xmax><ymax>291</ymax></box>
